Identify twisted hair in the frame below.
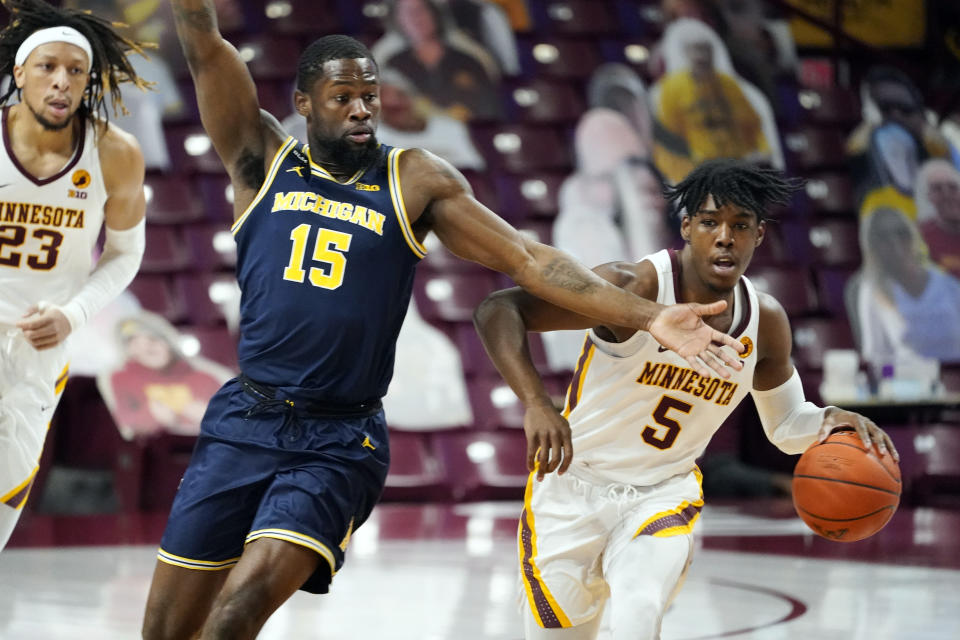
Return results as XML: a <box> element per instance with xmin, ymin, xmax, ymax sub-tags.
<box><xmin>663</xmin><ymin>158</ymin><xmax>802</xmax><ymax>222</ymax></box>
<box><xmin>0</xmin><ymin>0</ymin><xmax>152</xmax><ymax>130</ymax></box>
<box><xmin>296</xmin><ymin>34</ymin><xmax>375</xmax><ymax>92</ymax></box>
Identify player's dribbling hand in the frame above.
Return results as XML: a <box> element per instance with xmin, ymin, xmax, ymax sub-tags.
<box><xmin>16</xmin><ymin>305</ymin><xmax>73</xmax><ymax>351</ymax></box>
<box><xmin>648</xmin><ymin>301</ymin><xmax>745</xmax><ymax>379</ymax></box>
<box><xmin>523</xmin><ymin>401</ymin><xmax>573</xmax><ymax>481</ymax></box>
<box><xmin>818</xmin><ymin>409</ymin><xmax>900</xmax><ymax>462</ymax></box>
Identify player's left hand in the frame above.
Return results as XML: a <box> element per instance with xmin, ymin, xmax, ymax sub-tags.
<box><xmin>819</xmin><ymin>409</ymin><xmax>900</xmax><ymax>462</ymax></box>
<box><xmin>649</xmin><ymin>301</ymin><xmax>745</xmax><ymax>379</ymax></box>
<box><xmin>16</xmin><ymin>305</ymin><xmax>72</xmax><ymax>351</ymax></box>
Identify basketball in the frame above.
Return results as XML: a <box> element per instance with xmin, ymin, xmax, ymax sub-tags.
<box><xmin>792</xmin><ymin>428</ymin><xmax>901</xmax><ymax>542</ymax></box>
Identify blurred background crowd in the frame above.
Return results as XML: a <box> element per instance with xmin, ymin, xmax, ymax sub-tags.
<box><xmin>7</xmin><ymin>0</ymin><xmax>959</xmax><ymax>515</ymax></box>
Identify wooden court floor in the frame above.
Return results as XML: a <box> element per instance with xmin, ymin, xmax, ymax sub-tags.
<box><xmin>1</xmin><ymin>501</ymin><xmax>958</xmax><ymax>639</ymax></box>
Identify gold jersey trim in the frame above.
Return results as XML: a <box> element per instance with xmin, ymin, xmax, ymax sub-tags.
<box><xmin>231</xmin><ymin>137</ymin><xmax>298</xmax><ymax>236</ymax></box>
<box><xmin>387</xmin><ymin>148</ymin><xmax>427</xmax><ymax>259</ymax></box>
<box><xmin>305</xmin><ymin>144</ymin><xmax>366</xmax><ymax>185</ymax></box>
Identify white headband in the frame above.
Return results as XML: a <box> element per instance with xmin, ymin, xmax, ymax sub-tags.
<box><xmin>15</xmin><ymin>26</ymin><xmax>93</xmax><ymax>72</ymax></box>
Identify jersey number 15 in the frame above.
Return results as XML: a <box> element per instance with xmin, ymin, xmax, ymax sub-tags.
<box><xmin>282</xmin><ymin>223</ymin><xmax>352</xmax><ymax>290</ymax></box>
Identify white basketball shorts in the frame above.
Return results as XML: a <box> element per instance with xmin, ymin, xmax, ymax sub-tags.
<box><xmin>0</xmin><ymin>328</ymin><xmax>68</xmax><ymax>509</ymax></box>
<box><xmin>518</xmin><ymin>466</ymin><xmax>703</xmax><ymax>628</ymax></box>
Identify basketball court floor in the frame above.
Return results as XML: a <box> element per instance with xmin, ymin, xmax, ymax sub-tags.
<box><xmin>1</xmin><ymin>500</ymin><xmax>958</xmax><ymax>639</ymax></box>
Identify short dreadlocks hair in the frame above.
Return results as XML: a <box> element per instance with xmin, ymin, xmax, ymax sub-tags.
<box><xmin>0</xmin><ymin>0</ymin><xmax>151</xmax><ymax>131</ymax></box>
<box><xmin>296</xmin><ymin>34</ymin><xmax>376</xmax><ymax>93</ymax></box>
<box><xmin>663</xmin><ymin>158</ymin><xmax>802</xmax><ymax>223</ymax></box>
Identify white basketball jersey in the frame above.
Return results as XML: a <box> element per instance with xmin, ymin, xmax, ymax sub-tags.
<box><xmin>564</xmin><ymin>249</ymin><xmax>759</xmax><ymax>486</ymax></box>
<box><xmin>0</xmin><ymin>107</ymin><xmax>107</xmax><ymax>325</ymax></box>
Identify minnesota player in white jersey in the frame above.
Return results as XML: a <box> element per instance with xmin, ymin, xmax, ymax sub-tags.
<box><xmin>0</xmin><ymin>0</ymin><xmax>148</xmax><ymax>551</ymax></box>
<box><xmin>474</xmin><ymin>159</ymin><xmax>899</xmax><ymax>639</ymax></box>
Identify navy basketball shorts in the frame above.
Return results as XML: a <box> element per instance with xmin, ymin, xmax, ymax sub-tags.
<box><xmin>157</xmin><ymin>377</ymin><xmax>390</xmax><ymax>594</ymax></box>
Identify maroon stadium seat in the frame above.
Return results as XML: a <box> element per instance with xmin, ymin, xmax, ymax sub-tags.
<box><xmin>434</xmin><ymin>430</ymin><xmax>530</xmax><ymax>501</ymax></box>
<box><xmin>790</xmin><ymin>318</ymin><xmax>856</xmax><ymax>372</ymax></box>
<box><xmin>144</xmin><ymin>174</ymin><xmax>205</xmax><ymax>225</ymax></box>
<box><xmin>784</xmin><ymin>126</ymin><xmax>847</xmax><ymax>172</ymax></box>
<box><xmin>471</xmin><ymin>124</ymin><xmax>573</xmax><ymax>174</ymax></box>
<box><xmin>504</xmin><ymin>79</ymin><xmax>586</xmax><ymax>124</ymax></box>
<box><xmin>518</xmin><ymin>37</ymin><xmax>604</xmax><ymax>79</ymax></box>
<box><xmin>797</xmin><ymin>86</ymin><xmax>861</xmax><ymax>126</ymax></box>
<box><xmin>381</xmin><ymin>431</ymin><xmax>453</xmax><ymax>502</ymax></box>
<box><xmin>412</xmin><ymin>270</ymin><xmax>501</xmax><ymax>324</ymax></box>
<box><xmin>183</xmin><ymin>223</ymin><xmax>238</xmax><ymax>271</ymax></box>
<box><xmin>746</xmin><ymin>265</ymin><xmax>819</xmax><ymax>316</ymax></box>
<box><xmin>127</xmin><ymin>275</ymin><xmax>185</xmax><ymax>323</ymax></box>
<box><xmin>805</xmin><ymin>218</ymin><xmax>862</xmax><ymax>267</ymax></box>
<box><xmin>174</xmin><ymin>273</ymin><xmax>238</xmax><ymax>326</ymax></box>
<box><xmin>532</xmin><ymin>0</ymin><xmax>621</xmax><ymax>36</ymax></box>
<box><xmin>494</xmin><ymin>172</ymin><xmax>566</xmax><ymax>219</ymax></box>
<box><xmin>803</xmin><ymin>172</ymin><xmax>856</xmax><ymax>216</ymax></box>
<box><xmin>140</xmin><ymin>225</ymin><xmax>191</xmax><ymax>274</ymax></box>
<box><xmin>180</xmin><ymin>324</ymin><xmax>239</xmax><ymax>371</ymax></box>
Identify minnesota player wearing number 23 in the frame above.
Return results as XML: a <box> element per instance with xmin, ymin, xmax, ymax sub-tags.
<box><xmin>0</xmin><ymin>0</ymin><xmax>147</xmax><ymax>552</ymax></box>
<box><xmin>474</xmin><ymin>159</ymin><xmax>901</xmax><ymax>640</ymax></box>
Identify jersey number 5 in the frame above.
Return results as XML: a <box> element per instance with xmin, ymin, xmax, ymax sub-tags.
<box><xmin>642</xmin><ymin>395</ymin><xmax>693</xmax><ymax>450</ymax></box>
<box><xmin>283</xmin><ymin>223</ymin><xmax>352</xmax><ymax>290</ymax></box>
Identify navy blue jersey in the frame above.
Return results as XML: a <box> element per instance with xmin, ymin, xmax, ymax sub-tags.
<box><xmin>231</xmin><ymin>138</ymin><xmax>425</xmax><ymax>403</ymax></box>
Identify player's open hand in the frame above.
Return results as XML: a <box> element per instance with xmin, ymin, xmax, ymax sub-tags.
<box><xmin>16</xmin><ymin>305</ymin><xmax>72</xmax><ymax>351</ymax></box>
<box><xmin>819</xmin><ymin>409</ymin><xmax>899</xmax><ymax>461</ymax></box>
<box><xmin>648</xmin><ymin>301</ymin><xmax>745</xmax><ymax>379</ymax></box>
<box><xmin>524</xmin><ymin>401</ymin><xmax>573</xmax><ymax>481</ymax></box>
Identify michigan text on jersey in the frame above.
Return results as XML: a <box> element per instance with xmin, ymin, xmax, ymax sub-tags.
<box><xmin>271</xmin><ymin>192</ymin><xmax>385</xmax><ymax>236</ymax></box>
<box><xmin>1</xmin><ymin>201</ymin><xmax>85</xmax><ymax>228</ymax></box>
<box><xmin>636</xmin><ymin>362</ymin><xmax>739</xmax><ymax>406</ymax></box>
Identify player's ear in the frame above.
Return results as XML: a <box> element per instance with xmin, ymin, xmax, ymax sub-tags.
<box><xmin>680</xmin><ymin>215</ymin><xmax>692</xmax><ymax>243</ymax></box>
<box><xmin>12</xmin><ymin>64</ymin><xmax>26</xmax><ymax>89</ymax></box>
<box><xmin>755</xmin><ymin>219</ymin><xmax>766</xmax><ymax>247</ymax></box>
<box><xmin>294</xmin><ymin>89</ymin><xmax>311</xmax><ymax>118</ymax></box>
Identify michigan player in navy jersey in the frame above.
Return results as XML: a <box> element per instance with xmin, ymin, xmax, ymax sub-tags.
<box><xmin>142</xmin><ymin>2</ymin><xmax>753</xmax><ymax>638</ymax></box>
<box><xmin>473</xmin><ymin>160</ymin><xmax>899</xmax><ymax>639</ymax></box>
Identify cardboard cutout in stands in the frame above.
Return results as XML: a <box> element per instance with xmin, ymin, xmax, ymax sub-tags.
<box><xmin>97</xmin><ymin>312</ymin><xmax>234</xmax><ymax>440</ymax></box>
<box><xmin>916</xmin><ymin>159</ymin><xmax>960</xmax><ymax>281</ymax></box>
<box><xmin>650</xmin><ymin>18</ymin><xmax>782</xmax><ymax>184</ymax></box>
<box><xmin>852</xmin><ymin>208</ymin><xmax>960</xmax><ymax>398</ymax></box>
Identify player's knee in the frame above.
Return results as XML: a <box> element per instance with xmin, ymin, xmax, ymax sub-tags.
<box><xmin>608</xmin><ymin>588</ymin><xmax>665</xmax><ymax>639</ymax></box>
<box><xmin>141</xmin><ymin>609</ymin><xmax>194</xmax><ymax>640</ymax></box>
<box><xmin>204</xmin><ymin>580</ymin><xmax>272</xmax><ymax>638</ymax></box>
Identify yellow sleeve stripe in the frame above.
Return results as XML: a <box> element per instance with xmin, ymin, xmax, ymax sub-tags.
<box><xmin>231</xmin><ymin>136</ymin><xmax>297</xmax><ymax>236</ymax></box>
<box><xmin>246</xmin><ymin>528</ymin><xmax>338</xmax><ymax>576</ymax></box>
<box><xmin>387</xmin><ymin>148</ymin><xmax>427</xmax><ymax>259</ymax></box>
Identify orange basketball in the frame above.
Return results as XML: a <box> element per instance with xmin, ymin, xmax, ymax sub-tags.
<box><xmin>792</xmin><ymin>428</ymin><xmax>901</xmax><ymax>542</ymax></box>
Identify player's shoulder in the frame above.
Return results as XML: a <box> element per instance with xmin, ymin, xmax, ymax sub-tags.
<box><xmin>94</xmin><ymin>119</ymin><xmax>143</xmax><ymax>161</ymax></box>
<box><xmin>754</xmin><ymin>288</ymin><xmax>791</xmax><ymax>357</ymax></box>
<box><xmin>594</xmin><ymin>259</ymin><xmax>659</xmax><ymax>301</ymax></box>
<box><xmin>397</xmin><ymin>146</ymin><xmax>468</xmax><ymax>193</ymax></box>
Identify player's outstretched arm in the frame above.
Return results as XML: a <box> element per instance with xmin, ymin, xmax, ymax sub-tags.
<box><xmin>752</xmin><ymin>292</ymin><xmax>898</xmax><ymax>459</ymax></box>
<box><xmin>404</xmin><ymin>149</ymin><xmax>744</xmax><ymax>378</ymax></box>
<box><xmin>169</xmin><ymin>0</ymin><xmax>277</xmax><ymax>189</ymax></box>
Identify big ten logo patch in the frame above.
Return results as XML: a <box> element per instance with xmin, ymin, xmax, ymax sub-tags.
<box><xmin>69</xmin><ymin>169</ymin><xmax>91</xmax><ymax>199</ymax></box>
<box><xmin>739</xmin><ymin>336</ymin><xmax>754</xmax><ymax>359</ymax></box>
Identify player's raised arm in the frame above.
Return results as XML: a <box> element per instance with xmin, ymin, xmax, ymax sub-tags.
<box><xmin>169</xmin><ymin>0</ymin><xmax>277</xmax><ymax>187</ymax></box>
<box><xmin>402</xmin><ymin>149</ymin><xmax>744</xmax><ymax>378</ymax></box>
